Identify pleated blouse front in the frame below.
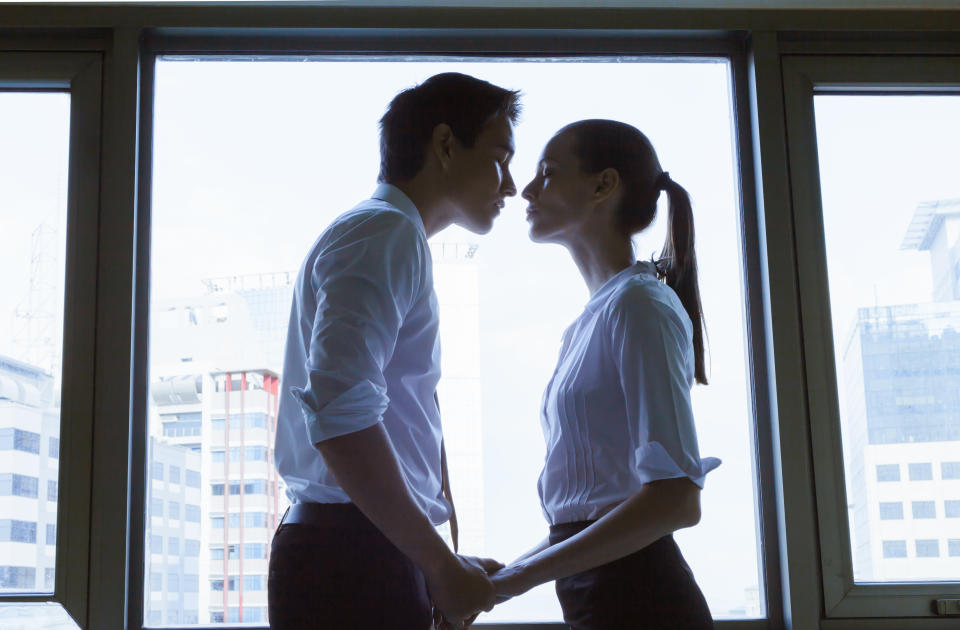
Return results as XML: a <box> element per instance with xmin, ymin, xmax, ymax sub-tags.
<box><xmin>537</xmin><ymin>261</ymin><xmax>721</xmax><ymax>526</ymax></box>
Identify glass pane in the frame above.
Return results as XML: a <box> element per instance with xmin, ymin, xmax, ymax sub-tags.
<box><xmin>814</xmin><ymin>94</ymin><xmax>960</xmax><ymax>583</ymax></box>
<box><xmin>0</xmin><ymin>92</ymin><xmax>70</xmax><ymax>594</ymax></box>
<box><xmin>147</xmin><ymin>57</ymin><xmax>760</xmax><ymax>625</ymax></box>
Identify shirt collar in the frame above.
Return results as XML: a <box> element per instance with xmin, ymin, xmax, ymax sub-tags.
<box><xmin>372</xmin><ymin>183</ymin><xmax>426</xmax><ymax>236</ymax></box>
<box><xmin>585</xmin><ymin>261</ymin><xmax>656</xmax><ymax>312</ymax></box>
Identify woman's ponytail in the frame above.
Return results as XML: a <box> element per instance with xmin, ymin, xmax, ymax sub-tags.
<box><xmin>656</xmin><ymin>173</ymin><xmax>708</xmax><ymax>385</ymax></box>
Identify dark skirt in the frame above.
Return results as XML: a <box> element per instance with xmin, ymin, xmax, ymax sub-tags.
<box><xmin>549</xmin><ymin>521</ymin><xmax>714</xmax><ymax>630</ymax></box>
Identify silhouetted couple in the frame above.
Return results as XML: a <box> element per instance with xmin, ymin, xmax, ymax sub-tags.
<box><xmin>269</xmin><ymin>72</ymin><xmax>719</xmax><ymax>630</ymax></box>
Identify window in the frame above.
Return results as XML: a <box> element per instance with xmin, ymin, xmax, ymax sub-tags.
<box><xmin>244</xmin><ymin>543</ymin><xmax>266</xmax><ymax>559</ymax></box>
<box><xmin>876</xmin><ymin>464</ymin><xmax>900</xmax><ymax>482</ymax></box>
<box><xmin>879</xmin><ymin>502</ymin><xmax>903</xmax><ymax>520</ymax></box>
<box><xmin>46</xmin><ymin>524</ymin><xmax>55</xmax><ymax>545</ymax></box>
<box><xmin>185</xmin><ymin>504</ymin><xmax>201</xmax><ymax>522</ymax></box>
<box><xmin>209</xmin><ymin>612</ymin><xmax>224</xmax><ymax>624</ymax></box>
<box><xmin>151</xmin><ymin>498</ymin><xmax>163</xmax><ymax>518</ymax></box>
<box><xmin>0</xmin><ymin>428</ymin><xmax>41</xmax><ymax>454</ymax></box>
<box><xmin>184</xmin><ymin>539</ymin><xmax>200</xmax><ymax>557</ymax></box>
<box><xmin>246</xmin><ymin>445</ymin><xmax>268</xmax><ymax>461</ymax></box>
<box><xmin>948</xmin><ymin>540</ymin><xmax>960</xmax><ymax>557</ymax></box>
<box><xmin>0</xmin><ymin>473</ymin><xmax>39</xmax><ymax>498</ymax></box>
<box><xmin>785</xmin><ymin>56</ymin><xmax>960</xmax><ymax>619</ymax></box>
<box><xmin>0</xmin><ymin>566</ymin><xmax>36</xmax><ymax>589</ymax></box>
<box><xmin>882</xmin><ymin>541</ymin><xmax>908</xmax><ymax>559</ymax></box>
<box><xmin>242</xmin><ymin>575</ymin><xmax>265</xmax><ymax>591</ymax></box>
<box><xmin>47</xmin><ymin>480</ymin><xmax>57</xmax><ymax>502</ymax></box>
<box><xmin>211</xmin><ymin>516</ymin><xmax>224</xmax><ymax>529</ymax></box>
<box><xmin>0</xmin><ymin>520</ymin><xmax>37</xmax><ymax>543</ymax></box>
<box><xmin>151</xmin><ymin>572</ymin><xmax>162</xmax><ymax>592</ymax></box>
<box><xmin>151</xmin><ymin>535</ymin><xmax>162</xmax><ymax>553</ymax></box>
<box><xmin>244</xmin><ymin>479</ymin><xmax>267</xmax><ymax>494</ymax></box>
<box><xmin>244</xmin><ymin>512</ymin><xmax>267</xmax><ymax>528</ymax></box>
<box><xmin>185</xmin><ymin>469</ymin><xmax>201</xmax><ymax>488</ymax></box>
<box><xmin>169</xmin><ymin>465</ymin><xmax>180</xmax><ymax>484</ymax></box>
<box><xmin>1</xmin><ymin>80</ymin><xmax>84</xmax><ymax>611</ymax></box>
<box><xmin>167</xmin><ymin>573</ymin><xmax>179</xmax><ymax>592</ymax></box>
<box><xmin>166</xmin><ymin>610</ymin><xmax>179</xmax><ymax>625</ymax></box>
<box><xmin>911</xmin><ymin>501</ymin><xmax>936</xmax><ymax>519</ymax></box>
<box><xmin>945</xmin><ymin>500</ymin><xmax>960</xmax><ymax>518</ymax></box>
<box><xmin>942</xmin><ymin>462</ymin><xmax>960</xmax><ymax>480</ymax></box>
<box><xmin>909</xmin><ymin>463</ymin><xmax>934</xmax><ymax>481</ymax></box>
<box><xmin>211</xmin><ymin>483</ymin><xmax>224</xmax><ymax>496</ymax></box>
<box><xmin>184</xmin><ymin>574</ymin><xmax>198</xmax><ymax>591</ymax></box>
<box><xmin>167</xmin><ymin>537</ymin><xmax>179</xmax><ymax>555</ymax></box>
<box><xmin>915</xmin><ymin>540</ymin><xmax>939</xmax><ymax>558</ymax></box>
<box><xmin>151</xmin><ymin>462</ymin><xmax>164</xmax><ymax>481</ymax></box>
<box><xmin>168</xmin><ymin>501</ymin><xmax>179</xmax><ymax>520</ymax></box>
<box><xmin>147</xmin><ymin>55</ymin><xmax>757</xmax><ymax>624</ymax></box>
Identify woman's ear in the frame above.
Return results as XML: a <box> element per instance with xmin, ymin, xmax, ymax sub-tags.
<box><xmin>430</xmin><ymin>123</ymin><xmax>455</xmax><ymax>171</ymax></box>
<box><xmin>594</xmin><ymin>167</ymin><xmax>621</xmax><ymax>203</ymax></box>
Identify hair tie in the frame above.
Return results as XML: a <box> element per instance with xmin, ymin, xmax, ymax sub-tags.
<box><xmin>656</xmin><ymin>171</ymin><xmax>671</xmax><ymax>191</ymax></box>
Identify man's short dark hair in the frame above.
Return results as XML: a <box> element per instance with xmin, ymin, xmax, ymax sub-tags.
<box><xmin>378</xmin><ymin>72</ymin><xmax>521</xmax><ymax>184</ymax></box>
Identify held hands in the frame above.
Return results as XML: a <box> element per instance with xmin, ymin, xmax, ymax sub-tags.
<box><xmin>427</xmin><ymin>554</ymin><xmax>503</xmax><ymax>628</ymax></box>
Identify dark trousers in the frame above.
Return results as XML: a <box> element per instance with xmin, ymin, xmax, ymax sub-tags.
<box><xmin>268</xmin><ymin>503</ymin><xmax>433</xmax><ymax>630</ymax></box>
<box><xmin>550</xmin><ymin>521</ymin><xmax>715</xmax><ymax>630</ymax></box>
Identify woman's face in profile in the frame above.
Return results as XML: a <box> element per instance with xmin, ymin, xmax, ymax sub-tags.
<box><xmin>521</xmin><ymin>130</ymin><xmax>597</xmax><ymax>244</ymax></box>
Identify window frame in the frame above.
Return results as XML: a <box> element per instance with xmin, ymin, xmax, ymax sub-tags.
<box><xmin>126</xmin><ymin>27</ymin><xmax>776</xmax><ymax>630</ymax></box>
<box><xmin>0</xmin><ymin>48</ymin><xmax>102</xmax><ymax>624</ymax></box>
<box><xmin>780</xmin><ymin>52</ymin><xmax>960</xmax><ymax>620</ymax></box>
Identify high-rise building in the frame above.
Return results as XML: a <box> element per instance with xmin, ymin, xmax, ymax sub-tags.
<box><xmin>842</xmin><ymin>198</ymin><xmax>960</xmax><ymax>581</ymax></box>
<box><xmin>145</xmin><ymin>437</ymin><xmax>203</xmax><ymax>625</ymax></box>
<box><xmin>0</xmin><ymin>354</ymin><xmax>59</xmax><ymax>593</ymax></box>
<box><xmin>149</xmin><ymin>272</ymin><xmax>293</xmax><ymax>624</ymax></box>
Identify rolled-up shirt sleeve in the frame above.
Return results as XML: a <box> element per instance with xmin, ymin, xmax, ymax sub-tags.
<box><xmin>608</xmin><ymin>288</ymin><xmax>721</xmax><ymax>488</ymax></box>
<box><xmin>291</xmin><ymin>210</ymin><xmax>424</xmax><ymax>445</ymax></box>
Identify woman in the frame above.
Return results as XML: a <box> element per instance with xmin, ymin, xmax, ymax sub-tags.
<box><xmin>491</xmin><ymin>120</ymin><xmax>720</xmax><ymax>629</ymax></box>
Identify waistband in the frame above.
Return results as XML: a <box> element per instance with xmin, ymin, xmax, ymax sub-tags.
<box><xmin>280</xmin><ymin>502</ymin><xmax>378</xmax><ymax>532</ymax></box>
<box><xmin>549</xmin><ymin>519</ymin><xmax>596</xmax><ymax>542</ymax></box>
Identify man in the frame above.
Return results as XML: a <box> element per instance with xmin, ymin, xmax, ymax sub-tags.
<box><xmin>269</xmin><ymin>73</ymin><xmax>520</xmax><ymax>629</ymax></box>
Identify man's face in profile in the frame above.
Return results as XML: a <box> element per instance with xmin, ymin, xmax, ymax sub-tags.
<box><xmin>444</xmin><ymin>114</ymin><xmax>517</xmax><ymax>234</ymax></box>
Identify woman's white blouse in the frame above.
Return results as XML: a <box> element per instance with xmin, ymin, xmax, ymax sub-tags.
<box><xmin>538</xmin><ymin>261</ymin><xmax>721</xmax><ymax>526</ymax></box>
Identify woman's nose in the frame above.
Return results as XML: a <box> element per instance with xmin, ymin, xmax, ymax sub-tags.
<box><xmin>521</xmin><ymin>180</ymin><xmax>537</xmax><ymax>202</ymax></box>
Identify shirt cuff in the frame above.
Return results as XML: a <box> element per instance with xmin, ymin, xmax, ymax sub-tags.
<box><xmin>634</xmin><ymin>441</ymin><xmax>722</xmax><ymax>489</ymax></box>
<box><xmin>292</xmin><ymin>379</ymin><xmax>389</xmax><ymax>445</ymax></box>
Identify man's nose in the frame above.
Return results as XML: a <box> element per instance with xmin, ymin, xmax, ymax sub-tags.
<box><xmin>501</xmin><ymin>171</ymin><xmax>517</xmax><ymax>198</ymax></box>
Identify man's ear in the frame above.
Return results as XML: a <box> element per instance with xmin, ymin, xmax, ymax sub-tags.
<box><xmin>594</xmin><ymin>167</ymin><xmax>621</xmax><ymax>203</ymax></box>
<box><xmin>431</xmin><ymin>123</ymin><xmax>456</xmax><ymax>170</ymax></box>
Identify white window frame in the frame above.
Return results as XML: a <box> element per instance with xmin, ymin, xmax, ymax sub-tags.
<box><xmin>780</xmin><ymin>52</ymin><xmax>960</xmax><ymax>620</ymax></box>
<box><xmin>0</xmin><ymin>48</ymin><xmax>102</xmax><ymax>625</ymax></box>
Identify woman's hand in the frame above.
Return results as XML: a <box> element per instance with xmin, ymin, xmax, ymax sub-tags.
<box><xmin>490</xmin><ymin>563</ymin><xmax>536</xmax><ymax>604</ymax></box>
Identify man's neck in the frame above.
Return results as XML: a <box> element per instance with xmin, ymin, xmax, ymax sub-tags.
<box><xmin>392</xmin><ymin>178</ymin><xmax>452</xmax><ymax>239</ymax></box>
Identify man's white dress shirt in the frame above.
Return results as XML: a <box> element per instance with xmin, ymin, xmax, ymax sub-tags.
<box><xmin>275</xmin><ymin>184</ymin><xmax>452</xmax><ymax>526</ymax></box>
<box><xmin>538</xmin><ymin>261</ymin><xmax>721</xmax><ymax>526</ymax></box>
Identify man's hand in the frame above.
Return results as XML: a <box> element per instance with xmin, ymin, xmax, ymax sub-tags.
<box><xmin>425</xmin><ymin>554</ymin><xmax>497</xmax><ymax>626</ymax></box>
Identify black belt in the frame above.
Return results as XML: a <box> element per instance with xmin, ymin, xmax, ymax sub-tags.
<box><xmin>280</xmin><ymin>502</ymin><xmax>378</xmax><ymax>533</ymax></box>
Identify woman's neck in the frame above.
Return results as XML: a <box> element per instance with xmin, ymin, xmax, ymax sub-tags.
<box><xmin>565</xmin><ymin>233</ymin><xmax>635</xmax><ymax>296</ymax></box>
